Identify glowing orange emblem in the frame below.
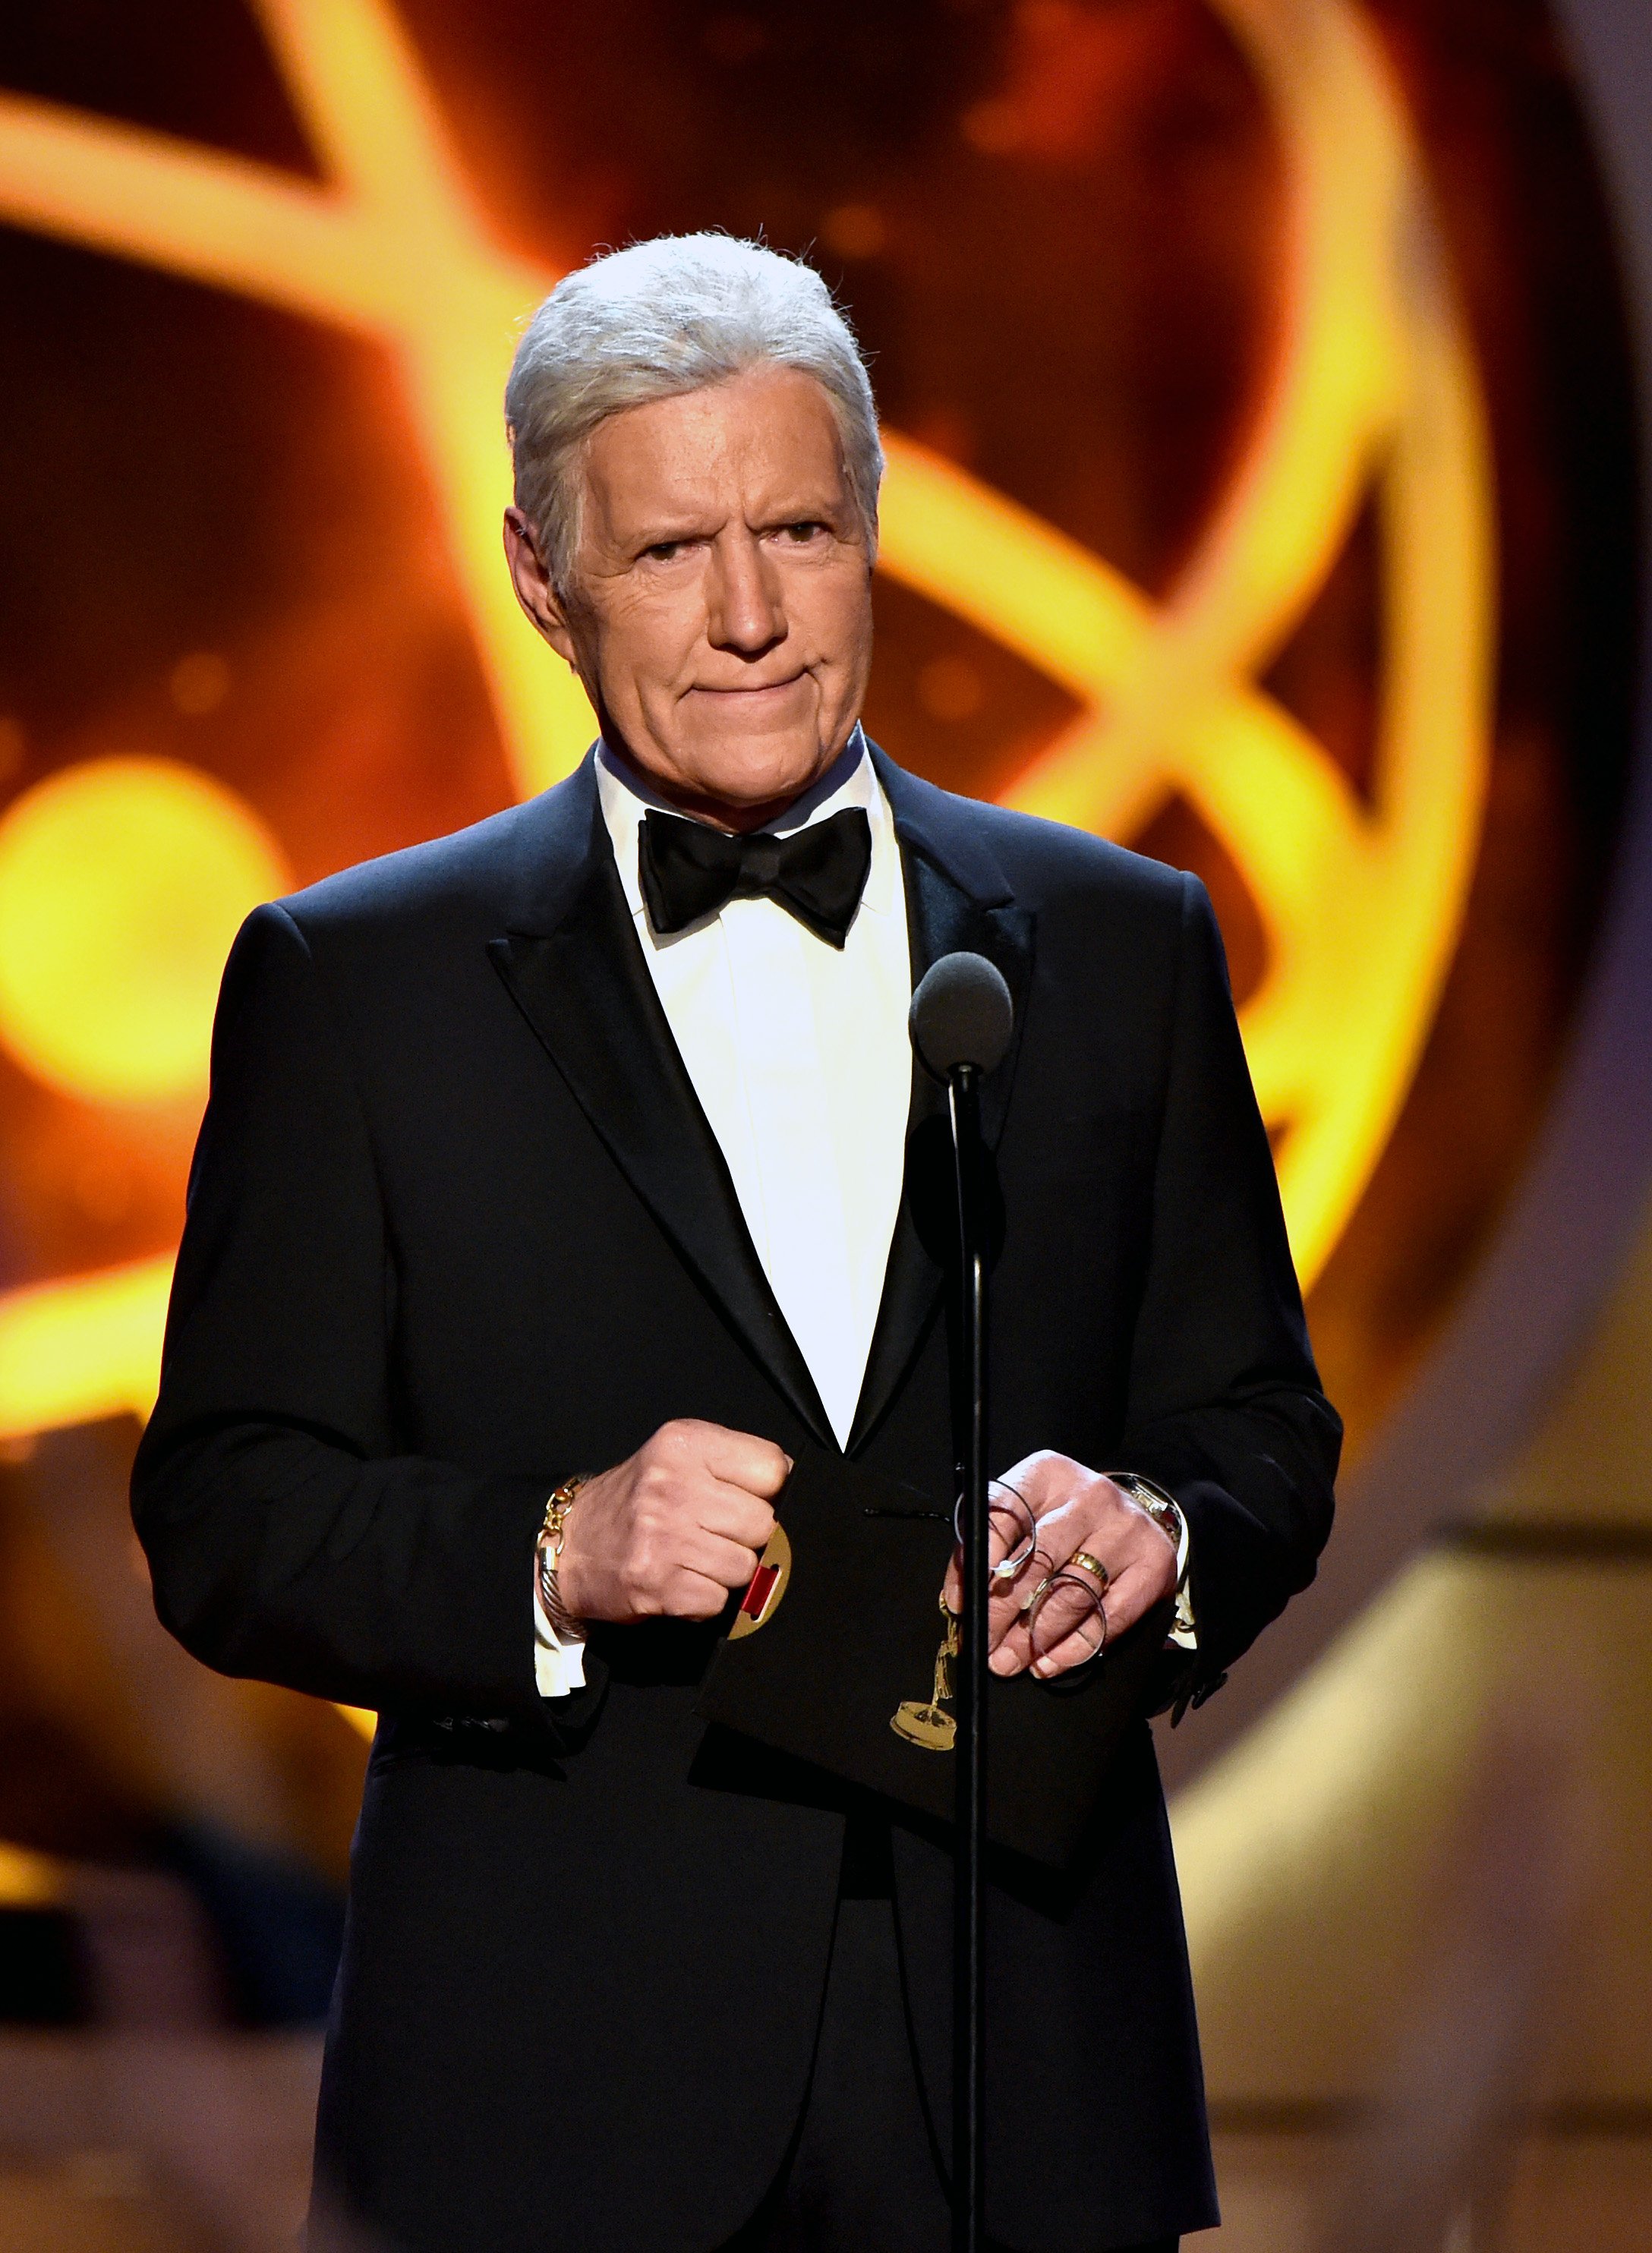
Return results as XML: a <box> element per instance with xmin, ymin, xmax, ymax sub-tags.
<box><xmin>0</xmin><ymin>0</ymin><xmax>1492</xmax><ymax>1445</ymax></box>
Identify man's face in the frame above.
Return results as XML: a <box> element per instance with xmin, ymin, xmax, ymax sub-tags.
<box><xmin>505</xmin><ymin>366</ymin><xmax>875</xmax><ymax>828</ymax></box>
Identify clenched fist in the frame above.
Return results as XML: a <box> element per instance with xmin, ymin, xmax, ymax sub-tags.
<box><xmin>556</xmin><ymin>1420</ymin><xmax>790</xmax><ymax>1627</ymax></box>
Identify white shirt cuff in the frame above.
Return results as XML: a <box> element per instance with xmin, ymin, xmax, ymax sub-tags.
<box><xmin>534</xmin><ymin>1577</ymin><xmax>588</xmax><ymax>1697</ymax></box>
<box><xmin>1168</xmin><ymin>1515</ymin><xmax>1196</xmax><ymax>1651</ymax></box>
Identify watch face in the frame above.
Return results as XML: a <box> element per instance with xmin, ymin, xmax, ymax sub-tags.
<box><xmin>0</xmin><ymin>1</ymin><xmax>1635</xmax><ymax>1863</ymax></box>
<box><xmin>1147</xmin><ymin>1498</ymin><xmax>1184</xmax><ymax>1549</ymax></box>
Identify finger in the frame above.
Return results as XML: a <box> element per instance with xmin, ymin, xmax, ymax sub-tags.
<box><xmin>691</xmin><ymin>1423</ymin><xmax>793</xmax><ymax>1498</ymax></box>
<box><xmin>1023</xmin><ymin>1574</ymin><xmax>1106</xmax><ymax>1677</ymax></box>
<box><xmin>946</xmin><ymin>1547</ymin><xmax>1039</xmax><ymax>1640</ymax></box>
<box><xmin>988</xmin><ymin>1617</ymin><xmax>1033</xmax><ymax>1675</ymax></box>
<box><xmin>1028</xmin><ymin>1554</ymin><xmax>1171</xmax><ymax>1675</ymax></box>
<box><xmin>945</xmin><ymin>1482</ymin><xmax>1040</xmax><ymax>1621</ymax></box>
<box><xmin>985</xmin><ymin>1549</ymin><xmax>1051</xmax><ymax>1650</ymax></box>
<box><xmin>663</xmin><ymin>1567</ymin><xmax>746</xmax><ymax>1621</ymax></box>
<box><xmin>944</xmin><ymin>1551</ymin><xmax>1014</xmax><ymax>1625</ymax></box>
<box><xmin>955</xmin><ymin>1586</ymin><xmax>1032</xmax><ymax>1658</ymax></box>
<box><xmin>1083</xmin><ymin>1558</ymin><xmax>1161</xmax><ymax>1641</ymax></box>
<box><xmin>695</xmin><ymin>1480</ymin><xmax>779</xmax><ymax>1552</ymax></box>
<box><xmin>1030</xmin><ymin>1571</ymin><xmax>1106</xmax><ymax>1640</ymax></box>
<box><xmin>676</xmin><ymin>1526</ymin><xmax>766</xmax><ymax>1593</ymax></box>
<box><xmin>985</xmin><ymin>1481</ymin><xmax>1037</xmax><ymax>1564</ymax></box>
<box><xmin>1032</xmin><ymin>1549</ymin><xmax>1190</xmax><ymax>1676</ymax></box>
<box><xmin>986</xmin><ymin>1554</ymin><xmax>1071</xmax><ymax>1674</ymax></box>
<box><xmin>1029</xmin><ymin>1612</ymin><xmax>1108</xmax><ymax>1678</ymax></box>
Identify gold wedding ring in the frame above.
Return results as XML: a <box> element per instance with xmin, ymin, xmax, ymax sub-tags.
<box><xmin>1066</xmin><ymin>1549</ymin><xmax>1111</xmax><ymax>1593</ymax></box>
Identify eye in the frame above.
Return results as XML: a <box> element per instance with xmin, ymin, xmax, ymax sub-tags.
<box><xmin>643</xmin><ymin>539</ymin><xmax>686</xmax><ymax>562</ymax></box>
<box><xmin>779</xmin><ymin>520</ymin><xmax>826</xmax><ymax>544</ymax></box>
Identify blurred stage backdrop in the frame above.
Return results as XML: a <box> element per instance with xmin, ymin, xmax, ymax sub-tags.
<box><xmin>0</xmin><ymin>3</ymin><xmax>1649</xmax><ymax>2248</ymax></box>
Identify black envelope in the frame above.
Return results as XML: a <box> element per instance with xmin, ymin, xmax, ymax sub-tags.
<box><xmin>695</xmin><ymin>1450</ymin><xmax>1172</xmax><ymax>1870</ymax></box>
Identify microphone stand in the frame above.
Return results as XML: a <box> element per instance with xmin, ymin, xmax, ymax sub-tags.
<box><xmin>946</xmin><ymin>1060</ymin><xmax>988</xmax><ymax>2253</ymax></box>
<box><xmin>910</xmin><ymin>943</ymin><xmax>1012</xmax><ymax>2253</ymax></box>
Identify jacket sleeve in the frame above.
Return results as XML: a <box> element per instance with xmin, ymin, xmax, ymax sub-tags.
<box><xmin>1117</xmin><ymin>874</ymin><xmax>1341</xmax><ymax>1709</ymax></box>
<box><xmin>131</xmin><ymin>901</ymin><xmax>597</xmax><ymax>1726</ymax></box>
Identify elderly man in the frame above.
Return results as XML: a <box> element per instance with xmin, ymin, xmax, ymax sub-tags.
<box><xmin>134</xmin><ymin>235</ymin><xmax>1338</xmax><ymax>2253</ymax></box>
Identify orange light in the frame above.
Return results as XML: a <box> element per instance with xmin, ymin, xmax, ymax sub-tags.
<box><xmin>0</xmin><ymin>1842</ymin><xmax>61</xmax><ymax>1909</ymax></box>
<box><xmin>0</xmin><ymin>1254</ymin><xmax>174</xmax><ymax>1441</ymax></box>
<box><xmin>0</xmin><ymin>0</ymin><xmax>1492</xmax><ymax>1439</ymax></box>
<box><xmin>0</xmin><ymin>757</ymin><xmax>290</xmax><ymax>1108</ymax></box>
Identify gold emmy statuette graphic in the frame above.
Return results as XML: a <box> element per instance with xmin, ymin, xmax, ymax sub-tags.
<box><xmin>892</xmin><ymin>1594</ymin><xmax>962</xmax><ymax>1754</ymax></box>
<box><xmin>0</xmin><ymin>0</ymin><xmax>1496</xmax><ymax>1763</ymax></box>
<box><xmin>728</xmin><ymin>1523</ymin><xmax>793</xmax><ymax>1641</ymax></box>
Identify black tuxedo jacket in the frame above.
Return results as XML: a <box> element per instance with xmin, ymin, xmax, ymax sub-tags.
<box><xmin>133</xmin><ymin>746</ymin><xmax>1339</xmax><ymax>2253</ymax></box>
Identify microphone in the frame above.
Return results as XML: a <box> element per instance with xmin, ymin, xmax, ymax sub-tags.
<box><xmin>908</xmin><ymin>950</ymin><xmax>1013</xmax><ymax>2253</ymax></box>
<box><xmin>909</xmin><ymin>951</ymin><xmax>1014</xmax><ymax>1080</ymax></box>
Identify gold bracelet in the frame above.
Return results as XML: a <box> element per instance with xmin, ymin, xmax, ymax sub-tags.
<box><xmin>536</xmin><ymin>1474</ymin><xmax>588</xmax><ymax>1641</ymax></box>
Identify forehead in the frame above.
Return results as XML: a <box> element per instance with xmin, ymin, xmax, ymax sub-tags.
<box><xmin>579</xmin><ymin>367</ymin><xmax>848</xmax><ymax>528</ymax></box>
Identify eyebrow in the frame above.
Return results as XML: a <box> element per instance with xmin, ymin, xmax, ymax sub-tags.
<box><xmin>627</xmin><ymin>499</ymin><xmax>843</xmax><ymax>548</ymax></box>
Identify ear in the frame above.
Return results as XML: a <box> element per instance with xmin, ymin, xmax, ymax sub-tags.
<box><xmin>503</xmin><ymin>509</ymin><xmax>580</xmax><ymax>667</ymax></box>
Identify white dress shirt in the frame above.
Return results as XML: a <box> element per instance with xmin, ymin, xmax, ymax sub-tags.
<box><xmin>534</xmin><ymin>729</ymin><xmax>913</xmax><ymax>1695</ymax></box>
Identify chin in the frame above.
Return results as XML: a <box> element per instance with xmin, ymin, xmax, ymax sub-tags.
<box><xmin>679</xmin><ymin>731</ymin><xmax>834</xmax><ymax>811</ymax></box>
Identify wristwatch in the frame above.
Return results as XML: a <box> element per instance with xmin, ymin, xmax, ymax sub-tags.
<box><xmin>1106</xmin><ymin>1471</ymin><xmax>1195</xmax><ymax>1645</ymax></box>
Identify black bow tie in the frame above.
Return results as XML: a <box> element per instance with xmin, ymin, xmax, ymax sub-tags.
<box><xmin>638</xmin><ymin>805</ymin><xmax>874</xmax><ymax>948</ymax></box>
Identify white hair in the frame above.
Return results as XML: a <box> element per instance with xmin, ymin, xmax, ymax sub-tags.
<box><xmin>505</xmin><ymin>233</ymin><xmax>884</xmax><ymax>592</ymax></box>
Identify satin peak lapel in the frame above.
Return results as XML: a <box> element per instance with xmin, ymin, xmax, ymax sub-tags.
<box><xmin>847</xmin><ymin>774</ymin><xmax>1035</xmax><ymax>1455</ymax></box>
<box><xmin>489</xmin><ymin>837</ymin><xmax>835</xmax><ymax>1452</ymax></box>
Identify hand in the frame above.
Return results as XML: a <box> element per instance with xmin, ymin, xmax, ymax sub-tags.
<box><xmin>556</xmin><ymin>1420</ymin><xmax>790</xmax><ymax>1626</ymax></box>
<box><xmin>943</xmin><ymin>1450</ymin><xmax>1178</xmax><ymax>1681</ymax></box>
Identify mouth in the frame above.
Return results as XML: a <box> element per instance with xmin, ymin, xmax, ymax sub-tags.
<box><xmin>686</xmin><ymin>674</ymin><xmax>809</xmax><ymax>708</ymax></box>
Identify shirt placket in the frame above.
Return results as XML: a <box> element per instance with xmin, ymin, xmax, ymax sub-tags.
<box><xmin>720</xmin><ymin>895</ymin><xmax>860</xmax><ymax>1447</ymax></box>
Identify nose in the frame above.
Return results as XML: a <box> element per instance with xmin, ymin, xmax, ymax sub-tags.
<box><xmin>705</xmin><ymin>528</ymin><xmax>786</xmax><ymax>657</ymax></box>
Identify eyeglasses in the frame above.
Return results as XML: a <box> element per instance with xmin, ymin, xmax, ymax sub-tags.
<box><xmin>970</xmin><ymin>1479</ymin><xmax>1111</xmax><ymax>1672</ymax></box>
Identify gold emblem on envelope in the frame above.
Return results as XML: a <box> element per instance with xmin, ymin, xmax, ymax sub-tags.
<box><xmin>892</xmin><ymin>1595</ymin><xmax>959</xmax><ymax>1753</ymax></box>
<box><xmin>729</xmin><ymin>1523</ymin><xmax>793</xmax><ymax>1640</ymax></box>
